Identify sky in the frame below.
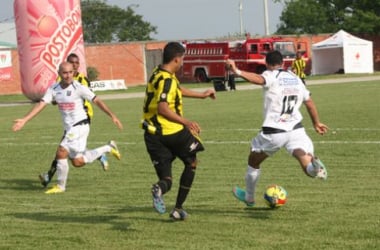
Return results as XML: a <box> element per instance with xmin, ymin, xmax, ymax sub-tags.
<box><xmin>0</xmin><ymin>0</ymin><xmax>284</xmax><ymax>41</ymax></box>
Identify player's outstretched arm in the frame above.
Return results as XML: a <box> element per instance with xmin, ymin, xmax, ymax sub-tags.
<box><xmin>12</xmin><ymin>101</ymin><xmax>47</xmax><ymax>132</ymax></box>
<box><xmin>180</xmin><ymin>87</ymin><xmax>216</xmax><ymax>100</ymax></box>
<box><xmin>304</xmin><ymin>98</ymin><xmax>328</xmax><ymax>135</ymax></box>
<box><xmin>92</xmin><ymin>97</ymin><xmax>123</xmax><ymax>130</ymax></box>
<box><xmin>226</xmin><ymin>59</ymin><xmax>265</xmax><ymax>86</ymax></box>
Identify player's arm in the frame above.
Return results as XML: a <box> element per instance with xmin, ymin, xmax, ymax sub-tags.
<box><xmin>92</xmin><ymin>96</ymin><xmax>123</xmax><ymax>130</ymax></box>
<box><xmin>157</xmin><ymin>101</ymin><xmax>201</xmax><ymax>134</ymax></box>
<box><xmin>180</xmin><ymin>87</ymin><xmax>216</xmax><ymax>100</ymax></box>
<box><xmin>304</xmin><ymin>98</ymin><xmax>328</xmax><ymax>135</ymax></box>
<box><xmin>12</xmin><ymin>101</ymin><xmax>47</xmax><ymax>131</ymax></box>
<box><xmin>226</xmin><ymin>59</ymin><xmax>265</xmax><ymax>85</ymax></box>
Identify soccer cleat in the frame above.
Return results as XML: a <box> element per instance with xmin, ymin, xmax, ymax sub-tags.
<box><xmin>45</xmin><ymin>184</ymin><xmax>65</xmax><ymax>194</ymax></box>
<box><xmin>152</xmin><ymin>184</ymin><xmax>166</xmax><ymax>214</ymax></box>
<box><xmin>232</xmin><ymin>186</ymin><xmax>255</xmax><ymax>207</ymax></box>
<box><xmin>312</xmin><ymin>157</ymin><xmax>328</xmax><ymax>180</ymax></box>
<box><xmin>109</xmin><ymin>140</ymin><xmax>121</xmax><ymax>160</ymax></box>
<box><xmin>39</xmin><ymin>173</ymin><xmax>50</xmax><ymax>188</ymax></box>
<box><xmin>99</xmin><ymin>154</ymin><xmax>109</xmax><ymax>171</ymax></box>
<box><xmin>170</xmin><ymin>208</ymin><xmax>188</xmax><ymax>221</ymax></box>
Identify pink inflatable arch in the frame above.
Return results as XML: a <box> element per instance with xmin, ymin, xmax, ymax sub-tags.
<box><xmin>14</xmin><ymin>0</ymin><xmax>86</xmax><ymax>101</ymax></box>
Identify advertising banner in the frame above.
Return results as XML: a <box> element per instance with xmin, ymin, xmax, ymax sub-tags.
<box><xmin>91</xmin><ymin>79</ymin><xmax>128</xmax><ymax>92</ymax></box>
<box><xmin>0</xmin><ymin>50</ymin><xmax>12</xmax><ymax>80</ymax></box>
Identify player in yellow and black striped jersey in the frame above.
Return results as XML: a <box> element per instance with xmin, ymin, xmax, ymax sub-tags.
<box><xmin>291</xmin><ymin>51</ymin><xmax>307</xmax><ymax>84</ymax></box>
<box><xmin>142</xmin><ymin>42</ymin><xmax>216</xmax><ymax>220</ymax></box>
<box><xmin>142</xmin><ymin>67</ymin><xmax>184</xmax><ymax>136</ymax></box>
<box><xmin>64</xmin><ymin>53</ymin><xmax>94</xmax><ymax>120</ymax></box>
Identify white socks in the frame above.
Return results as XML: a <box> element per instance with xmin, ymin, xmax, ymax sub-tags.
<box><xmin>83</xmin><ymin>145</ymin><xmax>110</xmax><ymax>163</ymax></box>
<box><xmin>56</xmin><ymin>159</ymin><xmax>69</xmax><ymax>191</ymax></box>
<box><xmin>245</xmin><ymin>166</ymin><xmax>261</xmax><ymax>202</ymax></box>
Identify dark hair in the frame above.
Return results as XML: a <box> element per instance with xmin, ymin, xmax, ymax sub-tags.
<box><xmin>162</xmin><ymin>42</ymin><xmax>185</xmax><ymax>64</ymax></box>
<box><xmin>265</xmin><ymin>50</ymin><xmax>283</xmax><ymax>66</ymax></box>
<box><xmin>66</xmin><ymin>53</ymin><xmax>79</xmax><ymax>62</ymax></box>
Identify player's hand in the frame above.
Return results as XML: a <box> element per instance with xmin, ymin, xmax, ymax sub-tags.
<box><xmin>12</xmin><ymin>119</ymin><xmax>26</xmax><ymax>132</ymax></box>
<box><xmin>314</xmin><ymin>122</ymin><xmax>328</xmax><ymax>135</ymax></box>
<box><xmin>226</xmin><ymin>59</ymin><xmax>237</xmax><ymax>72</ymax></box>
<box><xmin>186</xmin><ymin>121</ymin><xmax>201</xmax><ymax>136</ymax></box>
<box><xmin>203</xmin><ymin>89</ymin><xmax>216</xmax><ymax>100</ymax></box>
<box><xmin>112</xmin><ymin>117</ymin><xmax>123</xmax><ymax>131</ymax></box>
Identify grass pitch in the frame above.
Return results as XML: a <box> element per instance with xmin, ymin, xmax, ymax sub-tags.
<box><xmin>0</xmin><ymin>80</ymin><xmax>379</xmax><ymax>250</ymax></box>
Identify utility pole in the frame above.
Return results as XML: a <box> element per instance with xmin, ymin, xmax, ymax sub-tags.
<box><xmin>263</xmin><ymin>0</ymin><xmax>270</xmax><ymax>36</ymax></box>
<box><xmin>239</xmin><ymin>0</ymin><xmax>243</xmax><ymax>35</ymax></box>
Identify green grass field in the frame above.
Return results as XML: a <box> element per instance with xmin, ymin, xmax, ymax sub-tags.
<box><xmin>0</xmin><ymin>80</ymin><xmax>379</xmax><ymax>250</ymax></box>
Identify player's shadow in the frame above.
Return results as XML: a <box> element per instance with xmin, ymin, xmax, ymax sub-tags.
<box><xmin>193</xmin><ymin>206</ymin><xmax>274</xmax><ymax>220</ymax></box>
<box><xmin>9</xmin><ymin>212</ymin><xmax>134</xmax><ymax>232</ymax></box>
<box><xmin>0</xmin><ymin>178</ymin><xmax>40</xmax><ymax>191</ymax></box>
<box><xmin>116</xmin><ymin>206</ymin><xmax>181</xmax><ymax>223</ymax></box>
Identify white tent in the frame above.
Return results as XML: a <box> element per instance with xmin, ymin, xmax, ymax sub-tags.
<box><xmin>311</xmin><ymin>30</ymin><xmax>373</xmax><ymax>75</ymax></box>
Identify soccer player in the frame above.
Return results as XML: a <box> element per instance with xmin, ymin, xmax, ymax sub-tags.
<box><xmin>38</xmin><ymin>53</ymin><xmax>104</xmax><ymax>187</ymax></box>
<box><xmin>226</xmin><ymin>50</ymin><xmax>328</xmax><ymax>207</ymax></box>
<box><xmin>142</xmin><ymin>42</ymin><xmax>216</xmax><ymax>220</ymax></box>
<box><xmin>12</xmin><ymin>62</ymin><xmax>123</xmax><ymax>194</ymax></box>
<box><xmin>292</xmin><ymin>51</ymin><xmax>307</xmax><ymax>84</ymax></box>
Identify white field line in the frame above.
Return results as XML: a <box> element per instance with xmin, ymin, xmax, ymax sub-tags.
<box><xmin>205</xmin><ymin>141</ymin><xmax>380</xmax><ymax>144</ymax></box>
<box><xmin>2</xmin><ymin>127</ymin><xmax>379</xmax><ymax>145</ymax></box>
<box><xmin>217</xmin><ymin>128</ymin><xmax>380</xmax><ymax>131</ymax></box>
<box><xmin>1</xmin><ymin>140</ymin><xmax>380</xmax><ymax>146</ymax></box>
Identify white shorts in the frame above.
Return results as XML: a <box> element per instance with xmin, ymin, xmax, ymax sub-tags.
<box><xmin>251</xmin><ymin>128</ymin><xmax>314</xmax><ymax>156</ymax></box>
<box><xmin>60</xmin><ymin>124</ymin><xmax>90</xmax><ymax>159</ymax></box>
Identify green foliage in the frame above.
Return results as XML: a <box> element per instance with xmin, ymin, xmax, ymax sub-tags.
<box><xmin>86</xmin><ymin>66</ymin><xmax>99</xmax><ymax>81</ymax></box>
<box><xmin>275</xmin><ymin>0</ymin><xmax>380</xmax><ymax>34</ymax></box>
<box><xmin>1</xmin><ymin>80</ymin><xmax>380</xmax><ymax>249</ymax></box>
<box><xmin>80</xmin><ymin>0</ymin><xmax>157</xmax><ymax>43</ymax></box>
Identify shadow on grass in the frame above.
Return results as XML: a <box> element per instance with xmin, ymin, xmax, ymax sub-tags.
<box><xmin>193</xmin><ymin>206</ymin><xmax>275</xmax><ymax>220</ymax></box>
<box><xmin>0</xmin><ymin>178</ymin><xmax>41</xmax><ymax>191</ymax></box>
<box><xmin>9</xmin><ymin>212</ymin><xmax>135</xmax><ymax>232</ymax></box>
<box><xmin>117</xmin><ymin>205</ymin><xmax>276</xmax><ymax>221</ymax></box>
<box><xmin>116</xmin><ymin>206</ymin><xmax>183</xmax><ymax>223</ymax></box>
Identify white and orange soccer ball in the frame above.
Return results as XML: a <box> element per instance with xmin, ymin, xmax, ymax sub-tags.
<box><xmin>263</xmin><ymin>184</ymin><xmax>288</xmax><ymax>208</ymax></box>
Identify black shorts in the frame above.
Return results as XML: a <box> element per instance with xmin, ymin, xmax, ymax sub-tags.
<box><xmin>144</xmin><ymin>128</ymin><xmax>204</xmax><ymax>178</ymax></box>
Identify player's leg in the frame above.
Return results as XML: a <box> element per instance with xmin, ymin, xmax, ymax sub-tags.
<box><xmin>170</xmin><ymin>128</ymin><xmax>204</xmax><ymax>220</ymax></box>
<box><xmin>76</xmin><ymin>140</ymin><xmax>120</xmax><ymax>170</ymax></box>
<box><xmin>288</xmin><ymin>128</ymin><xmax>327</xmax><ymax>180</ymax></box>
<box><xmin>144</xmin><ymin>132</ymin><xmax>173</xmax><ymax>214</ymax></box>
<box><xmin>68</xmin><ymin>125</ymin><xmax>120</xmax><ymax>170</ymax></box>
<box><xmin>233</xmin><ymin>151</ymin><xmax>267</xmax><ymax>206</ymax></box>
<box><xmin>45</xmin><ymin>146</ymin><xmax>69</xmax><ymax>194</ymax></box>
<box><xmin>233</xmin><ymin>132</ymin><xmax>280</xmax><ymax>206</ymax></box>
<box><xmin>39</xmin><ymin>134</ymin><xmax>65</xmax><ymax>187</ymax></box>
<box><xmin>170</xmin><ymin>155</ymin><xmax>197</xmax><ymax>220</ymax></box>
<box><xmin>245</xmin><ymin>151</ymin><xmax>268</xmax><ymax>202</ymax></box>
<box><xmin>39</xmin><ymin>158</ymin><xmax>57</xmax><ymax>187</ymax></box>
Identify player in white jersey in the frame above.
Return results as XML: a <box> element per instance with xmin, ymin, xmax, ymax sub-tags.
<box><xmin>226</xmin><ymin>50</ymin><xmax>328</xmax><ymax>207</ymax></box>
<box><xmin>12</xmin><ymin>62</ymin><xmax>123</xmax><ymax>194</ymax></box>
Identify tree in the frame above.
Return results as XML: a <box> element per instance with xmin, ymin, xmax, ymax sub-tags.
<box><xmin>80</xmin><ymin>0</ymin><xmax>157</xmax><ymax>43</ymax></box>
<box><xmin>274</xmin><ymin>0</ymin><xmax>380</xmax><ymax>35</ymax></box>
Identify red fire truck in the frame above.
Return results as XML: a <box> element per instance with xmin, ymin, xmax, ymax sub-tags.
<box><xmin>178</xmin><ymin>36</ymin><xmax>308</xmax><ymax>82</ymax></box>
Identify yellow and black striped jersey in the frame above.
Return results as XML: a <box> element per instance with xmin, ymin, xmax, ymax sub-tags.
<box><xmin>291</xmin><ymin>58</ymin><xmax>306</xmax><ymax>79</ymax></box>
<box><xmin>142</xmin><ymin>67</ymin><xmax>184</xmax><ymax>135</ymax></box>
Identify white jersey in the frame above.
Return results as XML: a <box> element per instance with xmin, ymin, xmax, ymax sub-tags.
<box><xmin>42</xmin><ymin>81</ymin><xmax>96</xmax><ymax>131</ymax></box>
<box><xmin>261</xmin><ymin>69</ymin><xmax>310</xmax><ymax>131</ymax></box>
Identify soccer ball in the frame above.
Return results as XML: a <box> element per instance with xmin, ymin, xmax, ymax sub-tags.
<box><xmin>263</xmin><ymin>184</ymin><xmax>287</xmax><ymax>208</ymax></box>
